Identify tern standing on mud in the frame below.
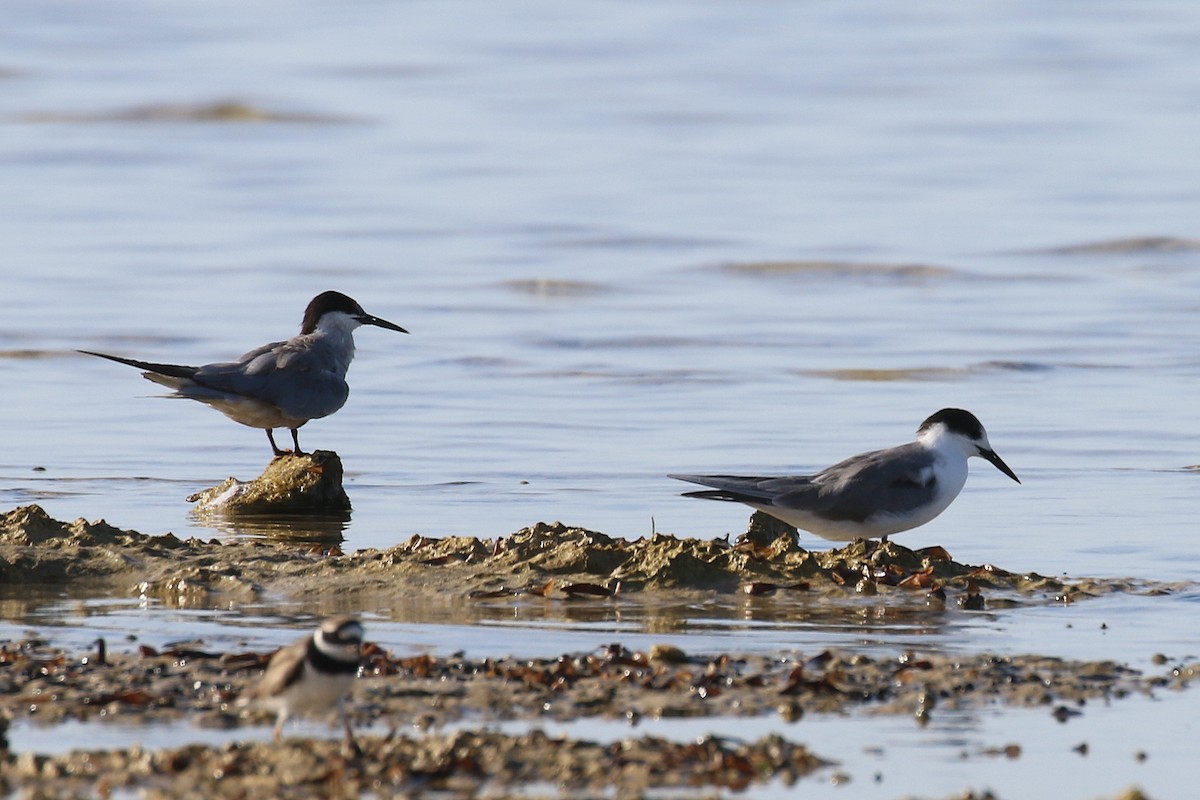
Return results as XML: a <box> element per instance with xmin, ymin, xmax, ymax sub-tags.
<box><xmin>671</xmin><ymin>408</ymin><xmax>1020</xmax><ymax>542</ymax></box>
<box><xmin>81</xmin><ymin>291</ymin><xmax>407</xmax><ymax>457</ymax></box>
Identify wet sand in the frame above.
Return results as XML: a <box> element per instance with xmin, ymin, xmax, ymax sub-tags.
<box><xmin>3</xmin><ymin>631</ymin><xmax>1192</xmax><ymax>798</ymax></box>
<box><xmin>1</xmin><ymin>504</ymin><xmax>1194</xmax><ymax>798</ymax></box>
<box><xmin>0</xmin><ymin>505</ymin><xmax>1177</xmax><ymax>606</ymax></box>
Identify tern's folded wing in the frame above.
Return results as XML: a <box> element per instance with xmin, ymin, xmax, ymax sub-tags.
<box><xmin>189</xmin><ymin>341</ymin><xmax>350</xmax><ymax>419</ymax></box>
<box><xmin>777</xmin><ymin>444</ymin><xmax>938</xmax><ymax>523</ymax></box>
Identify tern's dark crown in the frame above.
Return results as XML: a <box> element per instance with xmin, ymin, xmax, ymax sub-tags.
<box><xmin>300</xmin><ymin>291</ymin><xmax>366</xmax><ymax>334</ymax></box>
<box><xmin>917</xmin><ymin>408</ymin><xmax>985</xmax><ymax>440</ymax></box>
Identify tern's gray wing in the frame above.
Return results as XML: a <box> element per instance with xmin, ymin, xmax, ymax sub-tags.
<box><xmin>186</xmin><ymin>339</ymin><xmax>350</xmax><ymax>419</ymax></box>
<box><xmin>772</xmin><ymin>443</ymin><xmax>939</xmax><ymax>523</ymax></box>
<box><xmin>671</xmin><ymin>442</ymin><xmax>939</xmax><ymax>524</ymax></box>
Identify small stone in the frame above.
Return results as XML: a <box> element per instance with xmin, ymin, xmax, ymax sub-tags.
<box><xmin>737</xmin><ymin>511</ymin><xmax>800</xmax><ymax>549</ymax></box>
<box><xmin>648</xmin><ymin>645</ymin><xmax>687</xmax><ymax>664</ymax></box>
<box><xmin>188</xmin><ymin>451</ymin><xmax>351</xmax><ymax>515</ymax></box>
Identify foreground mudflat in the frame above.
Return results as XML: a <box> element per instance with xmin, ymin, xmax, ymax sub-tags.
<box><xmin>2</xmin><ymin>635</ymin><xmax>1194</xmax><ymax>798</ymax></box>
<box><xmin>0</xmin><ymin>505</ymin><xmax>1179</xmax><ymax>606</ymax></box>
<box><xmin>5</xmin><ymin>726</ymin><xmax>828</xmax><ymax>799</ymax></box>
<box><xmin>2</xmin><ymin>504</ymin><xmax>1194</xmax><ymax>798</ymax></box>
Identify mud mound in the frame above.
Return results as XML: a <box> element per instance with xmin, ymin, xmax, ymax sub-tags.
<box><xmin>0</xmin><ymin>506</ymin><xmax>1183</xmax><ymax>607</ymax></box>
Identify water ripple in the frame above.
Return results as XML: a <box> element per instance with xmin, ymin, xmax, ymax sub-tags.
<box><xmin>723</xmin><ymin>260</ymin><xmax>960</xmax><ymax>280</ymax></box>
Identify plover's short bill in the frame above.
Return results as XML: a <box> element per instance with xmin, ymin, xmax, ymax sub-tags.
<box><xmin>238</xmin><ymin>615</ymin><xmax>364</xmax><ymax>745</ymax></box>
<box><xmin>80</xmin><ymin>291</ymin><xmax>407</xmax><ymax>457</ymax></box>
<box><xmin>671</xmin><ymin>408</ymin><xmax>1019</xmax><ymax>542</ymax></box>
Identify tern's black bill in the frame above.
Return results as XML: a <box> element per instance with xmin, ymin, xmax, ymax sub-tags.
<box><xmin>360</xmin><ymin>314</ymin><xmax>408</xmax><ymax>334</ymax></box>
<box><xmin>981</xmin><ymin>448</ymin><xmax>1020</xmax><ymax>484</ymax></box>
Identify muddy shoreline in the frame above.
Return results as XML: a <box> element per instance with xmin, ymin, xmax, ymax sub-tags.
<box><xmin>0</xmin><ymin>505</ymin><xmax>1182</xmax><ymax>607</ymax></box>
<box><xmin>3</xmin><ymin>634</ymin><xmax>1190</xmax><ymax>798</ymax></box>
<box><xmin>2</xmin><ymin>504</ymin><xmax>1193</xmax><ymax>798</ymax></box>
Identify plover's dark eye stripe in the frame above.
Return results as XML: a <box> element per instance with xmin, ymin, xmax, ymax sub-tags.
<box><xmin>332</xmin><ymin>623</ymin><xmax>363</xmax><ymax>643</ymax></box>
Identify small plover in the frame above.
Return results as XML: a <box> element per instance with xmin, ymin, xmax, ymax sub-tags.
<box><xmin>238</xmin><ymin>615</ymin><xmax>364</xmax><ymax>745</ymax></box>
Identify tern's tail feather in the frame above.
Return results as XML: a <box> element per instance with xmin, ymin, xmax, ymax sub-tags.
<box><xmin>78</xmin><ymin>350</ymin><xmax>200</xmax><ymax>381</ymax></box>
<box><xmin>679</xmin><ymin>488</ymin><xmax>756</xmax><ymax>504</ymax></box>
<box><xmin>668</xmin><ymin>473</ymin><xmax>781</xmax><ymax>505</ymax></box>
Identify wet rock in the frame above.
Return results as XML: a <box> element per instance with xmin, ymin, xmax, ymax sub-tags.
<box><xmin>648</xmin><ymin>644</ymin><xmax>687</xmax><ymax>664</ymax></box>
<box><xmin>738</xmin><ymin>510</ymin><xmax>800</xmax><ymax>549</ymax></box>
<box><xmin>188</xmin><ymin>451</ymin><xmax>351</xmax><ymax>515</ymax></box>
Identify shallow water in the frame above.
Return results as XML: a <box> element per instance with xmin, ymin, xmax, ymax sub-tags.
<box><xmin>2</xmin><ymin>587</ymin><xmax>1197</xmax><ymax>671</ymax></box>
<box><xmin>10</xmin><ymin>690</ymin><xmax>1198</xmax><ymax>799</ymax></box>
<box><xmin>4</xmin><ymin>1</ymin><xmax>1200</xmax><ymax>574</ymax></box>
<box><xmin>2</xmin><ymin>1</ymin><xmax>1199</xmax><ymax>796</ymax></box>
<box><xmin>11</xmin><ymin>685</ymin><xmax>1196</xmax><ymax>799</ymax></box>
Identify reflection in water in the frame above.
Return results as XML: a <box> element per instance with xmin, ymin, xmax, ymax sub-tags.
<box><xmin>0</xmin><ymin>585</ymin><xmax>995</xmax><ymax>659</ymax></box>
<box><xmin>0</xmin><ymin>587</ymin><xmax>79</xmax><ymax>625</ymax></box>
<box><xmin>348</xmin><ymin>591</ymin><xmax>992</xmax><ymax>657</ymax></box>
<box><xmin>188</xmin><ymin>510</ymin><xmax>351</xmax><ymax>543</ymax></box>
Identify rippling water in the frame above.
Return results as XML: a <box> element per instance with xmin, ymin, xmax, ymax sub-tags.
<box><xmin>2</xmin><ymin>1</ymin><xmax>1199</xmax><ymax>795</ymax></box>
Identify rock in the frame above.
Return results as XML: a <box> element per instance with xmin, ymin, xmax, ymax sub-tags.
<box><xmin>737</xmin><ymin>511</ymin><xmax>800</xmax><ymax>550</ymax></box>
<box><xmin>188</xmin><ymin>451</ymin><xmax>351</xmax><ymax>515</ymax></box>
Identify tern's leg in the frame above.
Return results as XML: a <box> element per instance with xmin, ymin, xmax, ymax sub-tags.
<box><xmin>289</xmin><ymin>428</ymin><xmax>306</xmax><ymax>456</ymax></box>
<box><xmin>273</xmin><ymin>715</ymin><xmax>284</xmax><ymax>742</ymax></box>
<box><xmin>266</xmin><ymin>429</ymin><xmax>287</xmax><ymax>457</ymax></box>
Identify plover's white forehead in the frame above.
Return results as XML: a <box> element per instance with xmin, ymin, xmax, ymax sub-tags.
<box><xmin>318</xmin><ymin>616</ymin><xmax>364</xmax><ymax>644</ymax></box>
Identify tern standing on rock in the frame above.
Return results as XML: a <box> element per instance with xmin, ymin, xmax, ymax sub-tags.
<box><xmin>671</xmin><ymin>408</ymin><xmax>1020</xmax><ymax>542</ymax></box>
<box><xmin>81</xmin><ymin>291</ymin><xmax>407</xmax><ymax>457</ymax></box>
